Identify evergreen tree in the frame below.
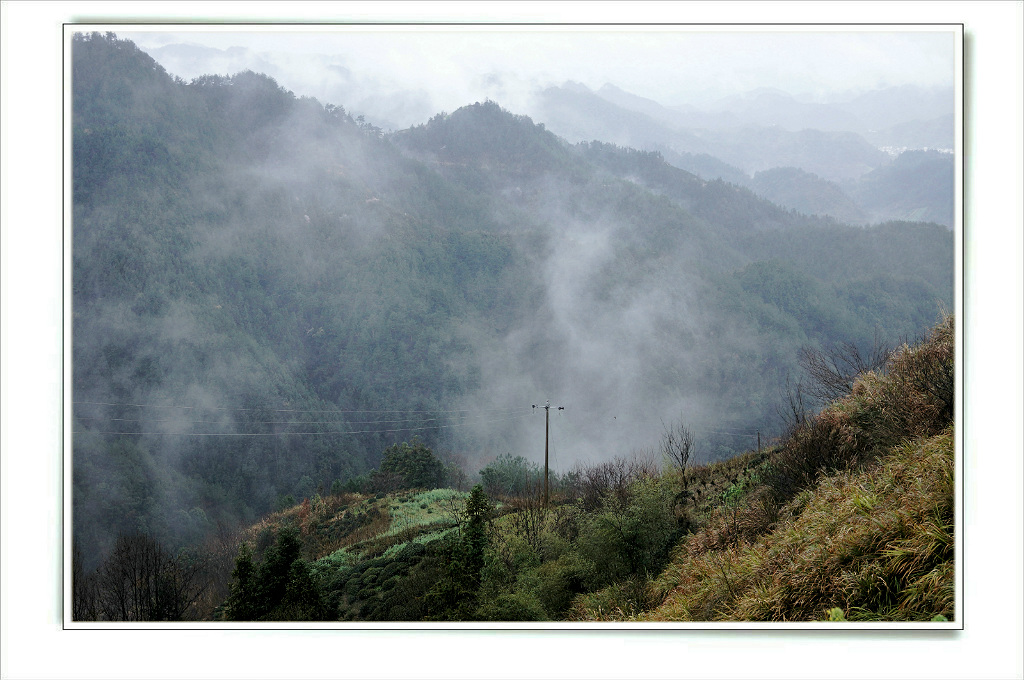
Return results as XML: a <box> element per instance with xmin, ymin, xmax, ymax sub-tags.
<box><xmin>424</xmin><ymin>484</ymin><xmax>491</xmax><ymax>620</ymax></box>
<box><xmin>224</xmin><ymin>543</ymin><xmax>259</xmax><ymax>620</ymax></box>
<box><xmin>273</xmin><ymin>559</ymin><xmax>330</xmax><ymax>621</ymax></box>
<box><xmin>224</xmin><ymin>528</ymin><xmax>325</xmax><ymax>621</ymax></box>
<box><xmin>463</xmin><ymin>484</ymin><xmax>491</xmax><ymax>588</ymax></box>
<box><xmin>256</xmin><ymin>527</ymin><xmax>302</xmax><ymax>610</ymax></box>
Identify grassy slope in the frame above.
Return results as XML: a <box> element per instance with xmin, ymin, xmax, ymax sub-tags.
<box><xmin>643</xmin><ymin>429</ymin><xmax>953</xmax><ymax>621</ymax></box>
<box><xmin>241</xmin><ymin>488</ymin><xmax>469</xmax><ymax>566</ymax></box>
<box><xmin>631</xmin><ymin>315</ymin><xmax>955</xmax><ymax>622</ymax></box>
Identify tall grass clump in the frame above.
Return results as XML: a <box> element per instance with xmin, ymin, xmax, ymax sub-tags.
<box><xmin>736</xmin><ymin>428</ymin><xmax>954</xmax><ymax>621</ymax></box>
<box><xmin>646</xmin><ymin>428</ymin><xmax>954</xmax><ymax>622</ymax></box>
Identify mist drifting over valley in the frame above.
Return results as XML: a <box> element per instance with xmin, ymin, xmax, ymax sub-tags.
<box><xmin>70</xmin><ymin>28</ymin><xmax>956</xmax><ymax>567</ymax></box>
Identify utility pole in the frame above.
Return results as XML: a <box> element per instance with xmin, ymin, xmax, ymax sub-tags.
<box><xmin>533</xmin><ymin>400</ymin><xmax>564</xmax><ymax>506</ymax></box>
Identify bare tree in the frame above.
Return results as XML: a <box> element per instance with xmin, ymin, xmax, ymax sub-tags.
<box><xmin>573</xmin><ymin>451</ymin><xmax>659</xmax><ymax>512</ymax></box>
<box><xmin>799</xmin><ymin>334</ymin><xmax>894</xmax><ymax>405</ymax></box>
<box><xmin>506</xmin><ymin>480</ymin><xmax>545</xmax><ymax>556</ymax></box>
<box><xmin>661</xmin><ymin>420</ymin><xmax>696</xmax><ymax>530</ymax></box>
<box><xmin>777</xmin><ymin>373</ymin><xmax>810</xmax><ymax>434</ymax></box>
<box><xmin>72</xmin><ymin>539</ymin><xmax>100</xmax><ymax>621</ymax></box>
<box><xmin>660</xmin><ymin>421</ymin><xmax>694</xmax><ymax>473</ymax></box>
<box><xmin>157</xmin><ymin>547</ymin><xmax>210</xmax><ymax>620</ymax></box>
<box><xmin>95</xmin><ymin>532</ymin><xmax>209</xmax><ymax>621</ymax></box>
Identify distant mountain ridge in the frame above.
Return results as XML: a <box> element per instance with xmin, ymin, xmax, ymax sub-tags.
<box><xmin>537</xmin><ymin>81</ymin><xmax>954</xmax><ymax>226</ymax></box>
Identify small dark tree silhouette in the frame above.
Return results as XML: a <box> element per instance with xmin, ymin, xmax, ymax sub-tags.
<box><xmin>661</xmin><ymin>419</ymin><xmax>696</xmax><ymax>530</ymax></box>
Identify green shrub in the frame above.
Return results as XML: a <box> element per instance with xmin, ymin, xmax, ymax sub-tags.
<box><xmin>577</xmin><ymin>476</ymin><xmax>678</xmax><ymax>584</ymax></box>
<box><xmin>480</xmin><ymin>453</ymin><xmax>543</xmax><ymax>498</ymax></box>
<box><xmin>477</xmin><ymin>591</ymin><xmax>548</xmax><ymax>621</ymax></box>
<box><xmin>379</xmin><ymin>439</ymin><xmax>447</xmax><ymax>490</ymax></box>
<box><xmin>274</xmin><ymin>493</ymin><xmax>296</xmax><ymax>512</ymax></box>
<box><xmin>536</xmin><ymin>552</ymin><xmax>596</xmax><ymax>617</ymax></box>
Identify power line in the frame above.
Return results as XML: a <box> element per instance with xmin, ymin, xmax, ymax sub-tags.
<box><xmin>73</xmin><ymin>399</ymin><xmax>527</xmax><ymax>416</ymax></box>
<box><xmin>72</xmin><ymin>410</ymin><xmax>533</xmax><ymax>437</ymax></box>
<box><xmin>74</xmin><ymin>408</ymin><xmax>533</xmax><ymax>427</ymax></box>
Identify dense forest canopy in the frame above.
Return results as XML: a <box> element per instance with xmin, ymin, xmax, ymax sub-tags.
<box><xmin>71</xmin><ymin>32</ymin><xmax>954</xmax><ymax>568</ymax></box>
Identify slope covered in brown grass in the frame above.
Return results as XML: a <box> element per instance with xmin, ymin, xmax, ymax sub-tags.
<box><xmin>630</xmin><ymin>314</ymin><xmax>955</xmax><ymax>622</ymax></box>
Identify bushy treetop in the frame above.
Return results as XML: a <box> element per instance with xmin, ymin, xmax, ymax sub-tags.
<box><xmin>379</xmin><ymin>439</ymin><xmax>446</xmax><ymax>490</ymax></box>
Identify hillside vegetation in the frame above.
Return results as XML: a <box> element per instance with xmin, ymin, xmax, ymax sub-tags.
<box><xmin>639</xmin><ymin>313</ymin><xmax>955</xmax><ymax>622</ymax></box>
<box><xmin>191</xmin><ymin>314</ymin><xmax>952</xmax><ymax>623</ymax></box>
<box><xmin>72</xmin><ymin>287</ymin><xmax>955</xmax><ymax>622</ymax></box>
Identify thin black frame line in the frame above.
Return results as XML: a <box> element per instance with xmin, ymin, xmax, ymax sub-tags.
<box><xmin>61</xmin><ymin>23</ymin><xmax>966</xmax><ymax>632</ymax></box>
<box><xmin>64</xmin><ymin>21</ymin><xmax>967</xmax><ymax>27</ymax></box>
<box><xmin>957</xmin><ymin>25</ymin><xmax>968</xmax><ymax>631</ymax></box>
<box><xmin>61</xmin><ymin>27</ymin><xmax>69</xmax><ymax>630</ymax></box>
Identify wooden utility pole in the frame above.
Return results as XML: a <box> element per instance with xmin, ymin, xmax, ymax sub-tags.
<box><xmin>533</xmin><ymin>400</ymin><xmax>564</xmax><ymax>506</ymax></box>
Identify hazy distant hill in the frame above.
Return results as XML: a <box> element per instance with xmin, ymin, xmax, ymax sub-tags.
<box><xmin>845</xmin><ymin>150</ymin><xmax>956</xmax><ymax>227</ymax></box>
<box><xmin>700</xmin><ymin>87</ymin><xmax>865</xmax><ymax>132</ymax></box>
<box><xmin>535</xmin><ymin>82</ymin><xmax>891</xmax><ymax>182</ymax></box>
<box><xmin>533</xmin><ymin>82</ymin><xmax>711</xmax><ymax>155</ymax></box>
<box><xmin>599</xmin><ymin>82</ymin><xmax>954</xmax><ymax>150</ymax></box>
<box><xmin>867</xmin><ymin>115</ymin><xmax>955</xmax><ymax>151</ymax></box>
<box><xmin>829</xmin><ymin>84</ymin><xmax>955</xmax><ymax>148</ymax></box>
<box><xmin>750</xmin><ymin>167</ymin><xmax>869</xmax><ymax>225</ymax></box>
<box><xmin>544</xmin><ymin>81</ymin><xmax>953</xmax><ymax>221</ymax></box>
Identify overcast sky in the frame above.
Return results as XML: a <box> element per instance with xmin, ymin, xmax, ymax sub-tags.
<box><xmin>116</xmin><ymin>25</ymin><xmax>957</xmax><ymax>127</ymax></box>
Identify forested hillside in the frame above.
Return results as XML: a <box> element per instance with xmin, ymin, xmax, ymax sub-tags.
<box><xmin>71</xmin><ymin>32</ymin><xmax>954</xmax><ymax>583</ymax></box>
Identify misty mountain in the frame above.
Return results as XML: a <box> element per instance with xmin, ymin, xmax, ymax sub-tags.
<box><xmin>844</xmin><ymin>150</ymin><xmax>956</xmax><ymax>227</ymax></box>
<box><xmin>593</xmin><ymin>83</ymin><xmax>759</xmax><ymax>135</ymax></box>
<box><xmin>750</xmin><ymin>167</ymin><xmax>869</xmax><ymax>225</ymax></box>
<box><xmin>597</xmin><ymin>83</ymin><xmax>867</xmax><ymax>136</ymax></box>
<box><xmin>71</xmin><ymin>33</ymin><xmax>953</xmax><ymax>567</ymax></box>
<box><xmin>143</xmin><ymin>40</ymin><xmax>437</xmax><ymax>132</ymax></box>
<box><xmin>653</xmin><ymin>148</ymin><xmax>752</xmax><ymax>187</ymax></box>
<box><xmin>533</xmin><ymin>82</ymin><xmax>712</xmax><ymax>155</ymax></box>
<box><xmin>828</xmin><ymin>84</ymin><xmax>955</xmax><ymax>147</ymax></box>
<box><xmin>537</xmin><ymin>81</ymin><xmax>890</xmax><ymax>182</ymax></box>
<box><xmin>700</xmin><ymin>87</ymin><xmax>866</xmax><ymax>132</ymax></box>
<box><xmin>542</xmin><ymin>82</ymin><xmax>954</xmax><ymax>225</ymax></box>
<box><xmin>599</xmin><ymin>82</ymin><xmax>954</xmax><ymax>150</ymax></box>
<box><xmin>144</xmin><ymin>42</ymin><xmax>281</xmax><ymax>83</ymax></box>
<box><xmin>868</xmin><ymin>115</ymin><xmax>956</xmax><ymax>152</ymax></box>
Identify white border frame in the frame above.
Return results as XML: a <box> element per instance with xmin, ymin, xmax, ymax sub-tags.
<box><xmin>3</xmin><ymin>2</ymin><xmax>1020</xmax><ymax>679</ymax></box>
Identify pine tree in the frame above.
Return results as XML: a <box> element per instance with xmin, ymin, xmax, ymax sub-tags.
<box><xmin>224</xmin><ymin>543</ymin><xmax>259</xmax><ymax>620</ymax></box>
<box><xmin>463</xmin><ymin>484</ymin><xmax>491</xmax><ymax>589</ymax></box>
<box><xmin>424</xmin><ymin>484</ymin><xmax>491</xmax><ymax>620</ymax></box>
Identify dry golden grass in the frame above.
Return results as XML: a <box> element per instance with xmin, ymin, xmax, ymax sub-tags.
<box><xmin>641</xmin><ymin>428</ymin><xmax>953</xmax><ymax>622</ymax></box>
<box><xmin>630</xmin><ymin>315</ymin><xmax>955</xmax><ymax>623</ymax></box>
